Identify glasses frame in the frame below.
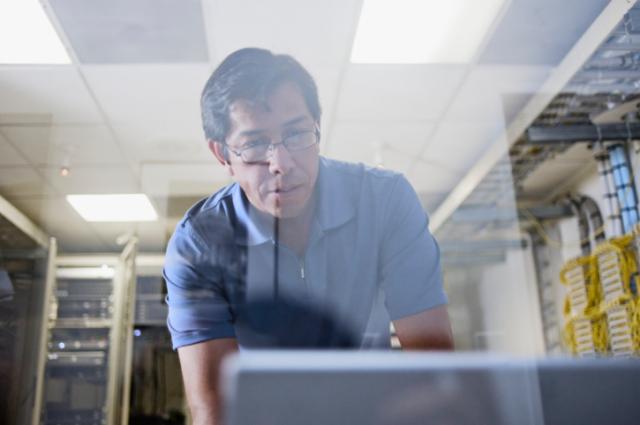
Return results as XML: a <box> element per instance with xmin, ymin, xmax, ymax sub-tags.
<box><xmin>225</xmin><ymin>127</ymin><xmax>320</xmax><ymax>164</ymax></box>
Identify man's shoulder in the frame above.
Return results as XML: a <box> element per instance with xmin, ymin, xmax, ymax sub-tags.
<box><xmin>320</xmin><ymin>157</ymin><xmax>401</xmax><ymax>187</ymax></box>
<box><xmin>173</xmin><ymin>183</ymin><xmax>240</xmax><ymax>239</ymax></box>
<box><xmin>321</xmin><ymin>157</ymin><xmax>402</xmax><ymax>196</ymax></box>
<box><xmin>185</xmin><ymin>183</ymin><xmax>238</xmax><ymax>219</ymax></box>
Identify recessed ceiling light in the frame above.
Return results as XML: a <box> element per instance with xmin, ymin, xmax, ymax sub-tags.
<box><xmin>351</xmin><ymin>0</ymin><xmax>506</xmax><ymax>64</ymax></box>
<box><xmin>66</xmin><ymin>194</ymin><xmax>158</xmax><ymax>222</ymax></box>
<box><xmin>0</xmin><ymin>0</ymin><xmax>71</xmax><ymax>64</ymax></box>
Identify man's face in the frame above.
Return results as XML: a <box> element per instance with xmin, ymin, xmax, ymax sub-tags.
<box><xmin>213</xmin><ymin>82</ymin><xmax>320</xmax><ymax>218</ymax></box>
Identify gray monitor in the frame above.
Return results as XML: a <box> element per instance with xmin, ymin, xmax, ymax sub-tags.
<box><xmin>222</xmin><ymin>352</ymin><xmax>640</xmax><ymax>425</ymax></box>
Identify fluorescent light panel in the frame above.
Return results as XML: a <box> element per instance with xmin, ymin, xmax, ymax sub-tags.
<box><xmin>351</xmin><ymin>0</ymin><xmax>506</xmax><ymax>64</ymax></box>
<box><xmin>0</xmin><ymin>0</ymin><xmax>71</xmax><ymax>64</ymax></box>
<box><xmin>67</xmin><ymin>194</ymin><xmax>158</xmax><ymax>222</ymax></box>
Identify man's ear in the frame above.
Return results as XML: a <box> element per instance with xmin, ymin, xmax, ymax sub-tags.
<box><xmin>209</xmin><ymin>140</ymin><xmax>228</xmax><ymax>164</ymax></box>
<box><xmin>315</xmin><ymin>120</ymin><xmax>321</xmax><ymax>144</ymax></box>
<box><xmin>208</xmin><ymin>140</ymin><xmax>234</xmax><ymax>176</ymax></box>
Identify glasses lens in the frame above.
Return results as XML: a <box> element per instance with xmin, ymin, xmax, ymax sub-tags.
<box><xmin>240</xmin><ymin>130</ymin><xmax>318</xmax><ymax>163</ymax></box>
<box><xmin>285</xmin><ymin>131</ymin><xmax>317</xmax><ymax>151</ymax></box>
<box><xmin>242</xmin><ymin>144</ymin><xmax>270</xmax><ymax>163</ymax></box>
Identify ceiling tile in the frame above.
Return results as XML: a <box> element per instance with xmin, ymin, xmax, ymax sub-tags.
<box><xmin>208</xmin><ymin>0</ymin><xmax>361</xmax><ymax>69</ymax></box>
<box><xmin>326</xmin><ymin>121</ymin><xmax>435</xmax><ymax>173</ymax></box>
<box><xmin>420</xmin><ymin>121</ymin><xmax>505</xmax><ymax>176</ymax></box>
<box><xmin>0</xmin><ymin>166</ymin><xmax>53</xmax><ymax>198</ymax></box>
<box><xmin>444</xmin><ymin>65</ymin><xmax>551</xmax><ymax>124</ymax></box>
<box><xmin>49</xmin><ymin>0</ymin><xmax>208</xmax><ymax>64</ymax></box>
<box><xmin>0</xmin><ymin>132</ymin><xmax>28</xmax><ymax>165</ymax></box>
<box><xmin>141</xmin><ymin>162</ymin><xmax>230</xmax><ymax>198</ymax></box>
<box><xmin>111</xmin><ymin>122</ymin><xmax>209</xmax><ymax>162</ymax></box>
<box><xmin>335</xmin><ymin>64</ymin><xmax>467</xmax><ymax>123</ymax></box>
<box><xmin>406</xmin><ymin>161</ymin><xmax>463</xmax><ymax>196</ymax></box>
<box><xmin>82</xmin><ymin>64</ymin><xmax>209</xmax><ymax>126</ymax></box>
<box><xmin>2</xmin><ymin>124</ymin><xmax>125</xmax><ymax>166</ymax></box>
<box><xmin>82</xmin><ymin>64</ymin><xmax>209</xmax><ymax>165</ymax></box>
<box><xmin>478</xmin><ymin>0</ymin><xmax>609</xmax><ymax>65</ymax></box>
<box><xmin>0</xmin><ymin>67</ymin><xmax>102</xmax><ymax>123</ymax></box>
<box><xmin>39</xmin><ymin>165</ymin><xmax>138</xmax><ymax>194</ymax></box>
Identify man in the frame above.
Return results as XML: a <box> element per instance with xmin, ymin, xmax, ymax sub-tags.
<box><xmin>164</xmin><ymin>48</ymin><xmax>453</xmax><ymax>424</ymax></box>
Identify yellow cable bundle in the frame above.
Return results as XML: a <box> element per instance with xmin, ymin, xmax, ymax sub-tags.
<box><xmin>593</xmin><ymin>235</ymin><xmax>638</xmax><ymax>356</ymax></box>
<box><xmin>559</xmin><ymin>255</ymin><xmax>601</xmax><ymax>314</ymax></box>
<box><xmin>559</xmin><ymin>255</ymin><xmax>602</xmax><ymax>355</ymax></box>
<box><xmin>592</xmin><ymin>235</ymin><xmax>635</xmax><ymax>289</ymax></box>
<box><xmin>630</xmin><ymin>224</ymin><xmax>640</xmax><ymax>352</ymax></box>
<box><xmin>591</xmin><ymin>315</ymin><xmax>609</xmax><ymax>353</ymax></box>
<box><xmin>557</xmin><ymin>228</ymin><xmax>640</xmax><ymax>356</ymax></box>
<box><xmin>561</xmin><ymin>316</ymin><xmax>576</xmax><ymax>353</ymax></box>
<box><xmin>631</xmin><ymin>297</ymin><xmax>640</xmax><ymax>352</ymax></box>
<box><xmin>558</xmin><ymin>235</ymin><xmax>637</xmax><ymax>356</ymax></box>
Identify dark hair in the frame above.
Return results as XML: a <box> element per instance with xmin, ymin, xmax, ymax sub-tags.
<box><xmin>201</xmin><ymin>48</ymin><xmax>322</xmax><ymax>142</ymax></box>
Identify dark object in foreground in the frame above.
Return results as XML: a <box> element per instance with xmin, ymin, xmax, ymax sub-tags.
<box><xmin>234</xmin><ymin>296</ymin><xmax>357</xmax><ymax>349</ymax></box>
<box><xmin>223</xmin><ymin>353</ymin><xmax>640</xmax><ymax>425</ymax></box>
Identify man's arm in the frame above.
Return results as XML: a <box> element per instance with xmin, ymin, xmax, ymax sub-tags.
<box><xmin>178</xmin><ymin>338</ymin><xmax>239</xmax><ymax>425</ymax></box>
<box><xmin>393</xmin><ymin>305</ymin><xmax>454</xmax><ymax>350</ymax></box>
<box><xmin>378</xmin><ymin>175</ymin><xmax>452</xmax><ymax>349</ymax></box>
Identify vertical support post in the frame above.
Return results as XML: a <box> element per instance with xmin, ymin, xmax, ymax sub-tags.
<box><xmin>31</xmin><ymin>238</ymin><xmax>57</xmax><ymax>425</ymax></box>
<box><xmin>120</xmin><ymin>240</ymin><xmax>138</xmax><ymax>425</ymax></box>
<box><xmin>105</xmin><ymin>238</ymin><xmax>138</xmax><ymax>425</ymax></box>
<box><xmin>529</xmin><ymin>231</ymin><xmax>562</xmax><ymax>354</ymax></box>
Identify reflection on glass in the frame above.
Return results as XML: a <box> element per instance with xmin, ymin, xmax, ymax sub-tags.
<box><xmin>1</xmin><ymin>1</ymin><xmax>640</xmax><ymax>425</ymax></box>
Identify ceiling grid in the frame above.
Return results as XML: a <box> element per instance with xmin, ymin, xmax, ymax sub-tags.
<box><xmin>0</xmin><ymin>0</ymin><xmax>632</xmax><ymax>252</ymax></box>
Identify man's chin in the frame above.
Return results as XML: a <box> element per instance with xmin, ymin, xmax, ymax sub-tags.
<box><xmin>271</xmin><ymin>205</ymin><xmax>305</xmax><ymax>219</ymax></box>
<box><xmin>267</xmin><ymin>193</ymin><xmax>312</xmax><ymax>219</ymax></box>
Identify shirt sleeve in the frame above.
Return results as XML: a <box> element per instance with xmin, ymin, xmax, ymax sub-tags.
<box><xmin>163</xmin><ymin>216</ymin><xmax>238</xmax><ymax>350</ymax></box>
<box><xmin>379</xmin><ymin>174</ymin><xmax>448</xmax><ymax>320</ymax></box>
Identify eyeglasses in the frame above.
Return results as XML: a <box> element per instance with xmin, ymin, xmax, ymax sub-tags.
<box><xmin>225</xmin><ymin>128</ymin><xmax>320</xmax><ymax>164</ymax></box>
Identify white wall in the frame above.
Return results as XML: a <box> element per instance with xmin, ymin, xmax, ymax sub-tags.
<box><xmin>475</xmin><ymin>246</ymin><xmax>546</xmax><ymax>355</ymax></box>
<box><xmin>449</xmin><ymin>146</ymin><xmax>640</xmax><ymax>355</ymax></box>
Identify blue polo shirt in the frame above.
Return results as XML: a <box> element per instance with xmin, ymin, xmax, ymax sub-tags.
<box><xmin>164</xmin><ymin>157</ymin><xmax>447</xmax><ymax>349</ymax></box>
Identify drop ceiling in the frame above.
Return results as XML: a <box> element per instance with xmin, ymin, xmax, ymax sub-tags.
<box><xmin>0</xmin><ymin>0</ymin><xmax>621</xmax><ymax>253</ymax></box>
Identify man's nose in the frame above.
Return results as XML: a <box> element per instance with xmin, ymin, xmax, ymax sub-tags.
<box><xmin>268</xmin><ymin>143</ymin><xmax>294</xmax><ymax>175</ymax></box>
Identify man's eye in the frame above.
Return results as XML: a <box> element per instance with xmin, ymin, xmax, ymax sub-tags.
<box><xmin>243</xmin><ymin>139</ymin><xmax>269</xmax><ymax>149</ymax></box>
<box><xmin>284</xmin><ymin>129</ymin><xmax>306</xmax><ymax>138</ymax></box>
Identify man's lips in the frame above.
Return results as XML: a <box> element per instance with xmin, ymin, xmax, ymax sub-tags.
<box><xmin>269</xmin><ymin>184</ymin><xmax>303</xmax><ymax>194</ymax></box>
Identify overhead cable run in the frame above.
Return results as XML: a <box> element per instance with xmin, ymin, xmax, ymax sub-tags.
<box><xmin>526</xmin><ymin>122</ymin><xmax>640</xmax><ymax>144</ymax></box>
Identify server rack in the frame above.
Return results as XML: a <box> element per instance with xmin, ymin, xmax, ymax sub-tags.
<box><xmin>35</xmin><ymin>239</ymin><xmax>138</xmax><ymax>425</ymax></box>
<box><xmin>128</xmin><ymin>267</ymin><xmax>187</xmax><ymax>425</ymax></box>
<box><xmin>0</xmin><ymin>195</ymin><xmax>54</xmax><ymax>425</ymax></box>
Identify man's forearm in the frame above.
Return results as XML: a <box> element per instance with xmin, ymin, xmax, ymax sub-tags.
<box><xmin>190</xmin><ymin>405</ymin><xmax>220</xmax><ymax>425</ymax></box>
<box><xmin>178</xmin><ymin>339</ymin><xmax>239</xmax><ymax>425</ymax></box>
<box><xmin>393</xmin><ymin>306</ymin><xmax>454</xmax><ymax>350</ymax></box>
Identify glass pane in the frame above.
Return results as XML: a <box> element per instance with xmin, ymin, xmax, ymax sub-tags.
<box><xmin>1</xmin><ymin>1</ymin><xmax>640</xmax><ymax>425</ymax></box>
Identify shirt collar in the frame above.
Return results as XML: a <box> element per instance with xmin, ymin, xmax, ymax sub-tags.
<box><xmin>232</xmin><ymin>157</ymin><xmax>356</xmax><ymax>246</ymax></box>
<box><xmin>231</xmin><ymin>186</ymin><xmax>272</xmax><ymax>246</ymax></box>
<box><xmin>315</xmin><ymin>156</ymin><xmax>356</xmax><ymax>232</ymax></box>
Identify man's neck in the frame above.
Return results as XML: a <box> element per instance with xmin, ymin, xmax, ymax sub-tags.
<box><xmin>274</xmin><ymin>194</ymin><xmax>316</xmax><ymax>257</ymax></box>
